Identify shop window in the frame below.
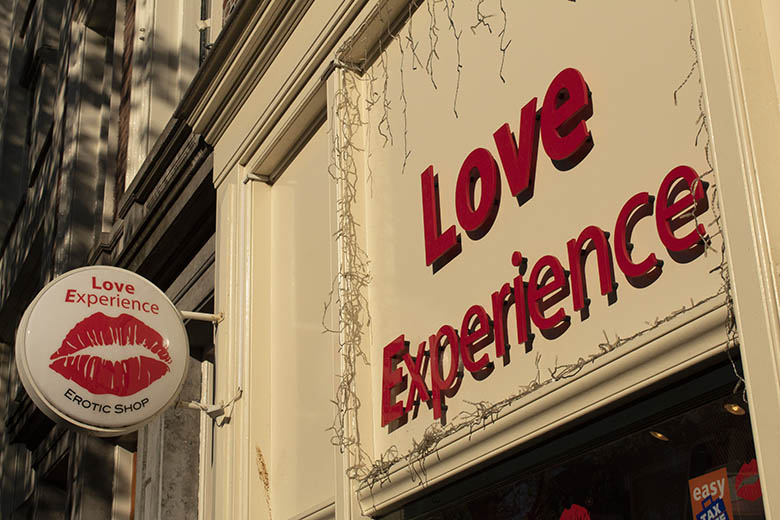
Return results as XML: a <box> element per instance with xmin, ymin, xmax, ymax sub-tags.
<box><xmin>20</xmin><ymin>0</ymin><xmax>63</xmax><ymax>184</ymax></box>
<box><xmin>397</xmin><ymin>362</ymin><xmax>765</xmax><ymax>520</ymax></box>
<box><xmin>0</xmin><ymin>0</ymin><xmax>63</xmax><ymax>238</ymax></box>
<box><xmin>223</xmin><ymin>0</ymin><xmax>239</xmax><ymax>20</ymax></box>
<box><xmin>125</xmin><ymin>0</ymin><xmax>213</xmax><ymax>188</ymax></box>
<box><xmin>82</xmin><ymin>0</ymin><xmax>120</xmax><ymax>239</ymax></box>
<box><xmin>115</xmin><ymin>0</ymin><xmax>134</xmax><ymax>202</ymax></box>
<box><xmin>198</xmin><ymin>0</ymin><xmax>212</xmax><ymax>65</ymax></box>
<box><xmin>19</xmin><ymin>0</ymin><xmax>37</xmax><ymax>39</ymax></box>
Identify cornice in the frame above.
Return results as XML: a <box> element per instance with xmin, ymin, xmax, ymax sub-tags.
<box><xmin>207</xmin><ymin>0</ymin><xmax>370</xmax><ymax>187</ymax></box>
<box><xmin>182</xmin><ymin>0</ymin><xmax>297</xmax><ymax>143</ymax></box>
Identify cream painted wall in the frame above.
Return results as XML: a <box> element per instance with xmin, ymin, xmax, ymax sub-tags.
<box><xmin>270</xmin><ymin>125</ymin><xmax>337</xmax><ymax>519</ymax></box>
<box><xmin>208</xmin><ymin>0</ymin><xmax>780</xmax><ymax>517</ymax></box>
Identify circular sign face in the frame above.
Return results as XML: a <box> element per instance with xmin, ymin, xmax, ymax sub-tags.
<box><xmin>15</xmin><ymin>266</ymin><xmax>189</xmax><ymax>436</ymax></box>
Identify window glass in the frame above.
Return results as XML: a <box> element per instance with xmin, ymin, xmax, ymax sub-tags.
<box><xmin>412</xmin><ymin>394</ymin><xmax>764</xmax><ymax>520</ymax></box>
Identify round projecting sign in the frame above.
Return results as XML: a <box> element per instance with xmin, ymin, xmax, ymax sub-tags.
<box><xmin>15</xmin><ymin>266</ymin><xmax>189</xmax><ymax>436</ymax></box>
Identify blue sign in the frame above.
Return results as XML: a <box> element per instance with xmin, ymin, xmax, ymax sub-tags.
<box><xmin>696</xmin><ymin>496</ymin><xmax>730</xmax><ymax>520</ymax></box>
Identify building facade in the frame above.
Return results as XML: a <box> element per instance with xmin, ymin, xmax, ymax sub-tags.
<box><xmin>0</xmin><ymin>0</ymin><xmax>221</xmax><ymax>518</ymax></box>
<box><xmin>2</xmin><ymin>1</ymin><xmax>780</xmax><ymax>519</ymax></box>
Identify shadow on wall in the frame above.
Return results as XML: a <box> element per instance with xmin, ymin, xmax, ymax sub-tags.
<box><xmin>0</xmin><ymin>0</ymin><xmax>206</xmax><ymax>516</ymax></box>
<box><xmin>0</xmin><ymin>0</ymin><xmax>201</xmax><ymax>275</ymax></box>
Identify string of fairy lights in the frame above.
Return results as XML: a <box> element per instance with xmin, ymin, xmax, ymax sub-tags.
<box><xmin>323</xmin><ymin>0</ymin><xmax>744</xmax><ymax>503</ymax></box>
<box><xmin>469</xmin><ymin>0</ymin><xmax>511</xmax><ymax>83</ymax></box>
<box><xmin>325</xmin><ymin>67</ymin><xmax>374</xmax><ymax>482</ymax></box>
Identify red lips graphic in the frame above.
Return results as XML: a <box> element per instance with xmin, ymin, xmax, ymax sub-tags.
<box><xmin>560</xmin><ymin>504</ymin><xmax>591</xmax><ymax>520</ymax></box>
<box><xmin>49</xmin><ymin>312</ymin><xmax>171</xmax><ymax>396</ymax></box>
<box><xmin>736</xmin><ymin>458</ymin><xmax>762</xmax><ymax>502</ymax></box>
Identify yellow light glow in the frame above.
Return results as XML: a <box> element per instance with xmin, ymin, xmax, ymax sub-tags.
<box><xmin>649</xmin><ymin>430</ymin><xmax>669</xmax><ymax>441</ymax></box>
<box><xmin>724</xmin><ymin>403</ymin><xmax>746</xmax><ymax>416</ymax></box>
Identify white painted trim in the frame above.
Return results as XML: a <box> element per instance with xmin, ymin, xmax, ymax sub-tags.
<box><xmin>134</xmin><ymin>416</ymin><xmax>165</xmax><ymax>519</ymax></box>
<box><xmin>198</xmin><ymin>360</ymin><xmax>215</xmax><ymax>520</ymax></box>
<box><xmin>198</xmin><ymin>0</ymin><xmax>373</xmax><ymax>188</ymax></box>
<box><xmin>110</xmin><ymin>446</ymin><xmax>134</xmax><ymax>520</ymax></box>
<box><xmin>288</xmin><ymin>499</ymin><xmax>335</xmax><ymax>520</ymax></box>
<box><xmin>209</xmin><ymin>0</ymin><xmax>224</xmax><ymax>37</ymax></box>
<box><xmin>127</xmin><ymin>0</ymin><xmax>155</xmax><ymax>187</ymax></box>
<box><xmin>213</xmin><ymin>167</ymin><xmax>272</xmax><ymax>519</ymax></box>
<box><xmin>759</xmin><ymin>0</ymin><xmax>780</xmax><ymax>110</ymax></box>
<box><xmin>693</xmin><ymin>0</ymin><xmax>780</xmax><ymax>517</ymax></box>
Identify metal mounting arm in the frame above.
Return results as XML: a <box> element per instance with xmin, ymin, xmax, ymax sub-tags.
<box><xmin>179</xmin><ymin>311</ymin><xmax>224</xmax><ymax>323</ymax></box>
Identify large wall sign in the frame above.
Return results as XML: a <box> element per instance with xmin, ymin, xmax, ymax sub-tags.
<box><xmin>355</xmin><ymin>0</ymin><xmax>725</xmax><ymax>471</ymax></box>
<box><xmin>381</xmin><ymin>67</ymin><xmax>712</xmax><ymax>427</ymax></box>
<box><xmin>16</xmin><ymin>266</ymin><xmax>189</xmax><ymax>436</ymax></box>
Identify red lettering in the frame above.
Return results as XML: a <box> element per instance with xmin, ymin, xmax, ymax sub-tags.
<box><xmin>65</xmin><ymin>289</ymin><xmax>77</xmax><ymax>303</ymax></box>
<box><xmin>566</xmin><ymin>226</ymin><xmax>615</xmax><ymax>312</ymax></box>
<box><xmin>460</xmin><ymin>305</ymin><xmax>492</xmax><ymax>372</ymax></box>
<box><xmin>493</xmin><ymin>97</ymin><xmax>539</xmax><ymax>201</ymax></box>
<box><xmin>419</xmin><ymin>68</ymin><xmax>596</xmax><ymax>271</ymax></box>
<box><xmin>99</xmin><ymin>295</ymin><xmax>109</xmax><ymax>306</ymax></box>
<box><xmin>512</xmin><ymin>252</ymin><xmax>530</xmax><ymax>350</ymax></box>
<box><xmin>615</xmin><ymin>192</ymin><xmax>660</xmax><ymax>279</ymax></box>
<box><xmin>92</xmin><ymin>277</ymin><xmax>135</xmax><ymax>294</ymax></box>
<box><xmin>151</xmin><ymin>304</ymin><xmax>159</xmax><ymax>314</ymax></box>
<box><xmin>541</xmin><ymin>68</ymin><xmax>593</xmax><ymax>170</ymax></box>
<box><xmin>421</xmin><ymin>166</ymin><xmax>461</xmax><ymax>272</ymax></box>
<box><xmin>403</xmin><ymin>342</ymin><xmax>430</xmax><ymax>412</ymax></box>
<box><xmin>491</xmin><ymin>282</ymin><xmax>513</xmax><ymax>358</ymax></box>
<box><xmin>430</xmin><ymin>325</ymin><xmax>460</xmax><ymax>420</ymax></box>
<box><xmin>392</xmin><ymin>157</ymin><xmax>716</xmax><ymax>429</ymax></box>
<box><xmin>381</xmin><ymin>336</ymin><xmax>407</xmax><ymax>427</ymax></box>
<box><xmin>528</xmin><ymin>255</ymin><xmax>569</xmax><ymax>331</ymax></box>
<box><xmin>455</xmin><ymin>148</ymin><xmax>501</xmax><ymax>240</ymax></box>
<box><xmin>656</xmin><ymin>165</ymin><xmax>708</xmax><ymax>253</ymax></box>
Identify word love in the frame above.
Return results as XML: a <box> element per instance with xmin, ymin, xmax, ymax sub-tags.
<box><xmin>422</xmin><ymin>67</ymin><xmax>593</xmax><ymax>272</ymax></box>
<box><xmin>382</xmin><ymin>165</ymin><xmax>709</xmax><ymax>427</ymax></box>
<box><xmin>91</xmin><ymin>276</ymin><xmax>136</xmax><ymax>294</ymax></box>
